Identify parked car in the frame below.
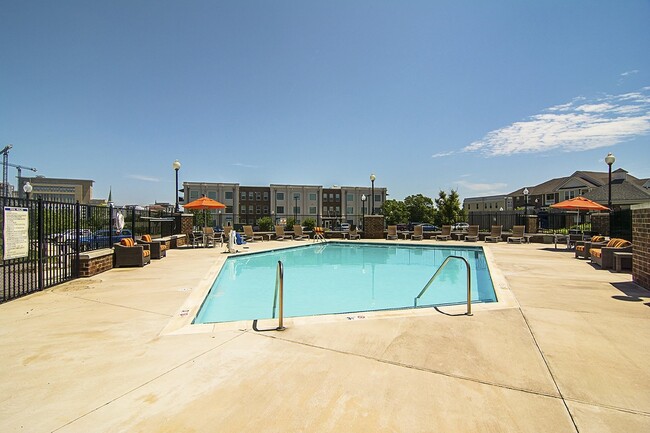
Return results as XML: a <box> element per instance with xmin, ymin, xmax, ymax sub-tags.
<box><xmin>79</xmin><ymin>229</ymin><xmax>133</xmax><ymax>251</ymax></box>
<box><xmin>408</xmin><ymin>222</ymin><xmax>439</xmax><ymax>231</ymax></box>
<box><xmin>48</xmin><ymin>229</ymin><xmax>92</xmax><ymax>243</ymax></box>
<box><xmin>452</xmin><ymin>222</ymin><xmax>470</xmax><ymax>231</ymax></box>
<box><xmin>339</xmin><ymin>223</ymin><xmax>350</xmax><ymax>231</ymax></box>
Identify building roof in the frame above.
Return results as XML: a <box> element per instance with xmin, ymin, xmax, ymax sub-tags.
<box><xmin>583</xmin><ymin>180</ymin><xmax>650</xmax><ymax>204</ymax></box>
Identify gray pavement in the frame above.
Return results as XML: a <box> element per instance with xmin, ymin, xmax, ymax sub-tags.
<box><xmin>0</xmin><ymin>240</ymin><xmax>648</xmax><ymax>432</ymax></box>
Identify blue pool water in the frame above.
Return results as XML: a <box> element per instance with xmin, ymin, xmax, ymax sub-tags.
<box><xmin>194</xmin><ymin>242</ymin><xmax>496</xmax><ymax>324</ymax></box>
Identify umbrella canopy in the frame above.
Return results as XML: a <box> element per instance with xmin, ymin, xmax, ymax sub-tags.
<box><xmin>183</xmin><ymin>196</ymin><xmax>226</xmax><ymax>210</ymax></box>
<box><xmin>550</xmin><ymin>196</ymin><xmax>609</xmax><ymax>211</ymax></box>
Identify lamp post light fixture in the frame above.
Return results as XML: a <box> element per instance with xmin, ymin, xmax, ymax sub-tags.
<box><xmin>294</xmin><ymin>194</ymin><xmax>298</xmax><ymax>222</ymax></box>
<box><xmin>172</xmin><ymin>160</ymin><xmax>181</xmax><ymax>213</ymax></box>
<box><xmin>370</xmin><ymin>173</ymin><xmax>376</xmax><ymax>215</ymax></box>
<box><xmin>23</xmin><ymin>181</ymin><xmax>33</xmax><ymax>200</ymax></box>
<box><xmin>605</xmin><ymin>152</ymin><xmax>616</xmax><ymax>210</ymax></box>
<box><xmin>523</xmin><ymin>188</ymin><xmax>529</xmax><ymax>216</ymax></box>
<box><xmin>361</xmin><ymin>194</ymin><xmax>366</xmax><ymax>229</ymax></box>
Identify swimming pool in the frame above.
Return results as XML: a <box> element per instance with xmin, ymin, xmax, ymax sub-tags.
<box><xmin>194</xmin><ymin>242</ymin><xmax>496</xmax><ymax>324</ymax></box>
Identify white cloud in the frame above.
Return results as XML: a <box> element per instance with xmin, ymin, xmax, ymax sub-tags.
<box><xmin>621</xmin><ymin>70</ymin><xmax>639</xmax><ymax>76</ymax></box>
<box><xmin>431</xmin><ymin>151</ymin><xmax>455</xmax><ymax>158</ymax></box>
<box><xmin>465</xmin><ymin>88</ymin><xmax>650</xmax><ymax>156</ymax></box>
<box><xmin>232</xmin><ymin>162</ymin><xmax>258</xmax><ymax>168</ymax></box>
<box><xmin>127</xmin><ymin>175</ymin><xmax>160</xmax><ymax>182</ymax></box>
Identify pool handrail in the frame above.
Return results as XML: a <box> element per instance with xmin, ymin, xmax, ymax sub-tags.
<box><xmin>271</xmin><ymin>260</ymin><xmax>286</xmax><ymax>330</ymax></box>
<box><xmin>414</xmin><ymin>255</ymin><xmax>473</xmax><ymax>316</ymax></box>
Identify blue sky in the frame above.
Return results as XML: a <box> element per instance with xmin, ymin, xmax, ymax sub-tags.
<box><xmin>2</xmin><ymin>1</ymin><xmax>649</xmax><ymax>206</ymax></box>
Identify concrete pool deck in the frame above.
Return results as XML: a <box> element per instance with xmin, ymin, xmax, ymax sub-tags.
<box><xmin>1</xmin><ymin>240</ymin><xmax>648</xmax><ymax>432</ymax></box>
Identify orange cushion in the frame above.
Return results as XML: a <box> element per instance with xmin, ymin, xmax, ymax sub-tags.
<box><xmin>120</xmin><ymin>238</ymin><xmax>134</xmax><ymax>247</ymax></box>
<box><xmin>576</xmin><ymin>246</ymin><xmax>585</xmax><ymax>252</ymax></box>
<box><xmin>590</xmin><ymin>249</ymin><xmax>602</xmax><ymax>258</ymax></box>
<box><xmin>591</xmin><ymin>236</ymin><xmax>605</xmax><ymax>242</ymax></box>
<box><xmin>142</xmin><ymin>234</ymin><xmax>152</xmax><ymax>242</ymax></box>
<box><xmin>143</xmin><ymin>250</ymin><xmax>150</xmax><ymax>257</ymax></box>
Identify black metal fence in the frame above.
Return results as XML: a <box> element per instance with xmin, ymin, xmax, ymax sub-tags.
<box><xmin>1</xmin><ymin>197</ymin><xmax>176</xmax><ymax>303</ymax></box>
<box><xmin>610</xmin><ymin>209</ymin><xmax>632</xmax><ymax>241</ymax></box>
<box><xmin>467</xmin><ymin>211</ymin><xmax>526</xmax><ymax>231</ymax></box>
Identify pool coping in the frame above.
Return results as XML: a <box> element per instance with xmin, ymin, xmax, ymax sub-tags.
<box><xmin>160</xmin><ymin>239</ymin><xmax>518</xmax><ymax>336</ymax></box>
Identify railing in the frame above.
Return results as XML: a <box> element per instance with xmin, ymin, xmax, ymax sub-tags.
<box><xmin>414</xmin><ymin>255</ymin><xmax>473</xmax><ymax>316</ymax></box>
<box><xmin>253</xmin><ymin>260</ymin><xmax>286</xmax><ymax>331</ymax></box>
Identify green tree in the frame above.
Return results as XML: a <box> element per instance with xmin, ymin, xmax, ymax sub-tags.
<box><xmin>285</xmin><ymin>217</ymin><xmax>296</xmax><ymax>229</ymax></box>
<box><xmin>434</xmin><ymin>189</ymin><xmax>466</xmax><ymax>226</ymax></box>
<box><xmin>404</xmin><ymin>194</ymin><xmax>436</xmax><ymax>223</ymax></box>
<box><xmin>302</xmin><ymin>217</ymin><xmax>316</xmax><ymax>231</ymax></box>
<box><xmin>382</xmin><ymin>199</ymin><xmax>409</xmax><ymax>225</ymax></box>
<box><xmin>257</xmin><ymin>216</ymin><xmax>273</xmax><ymax>231</ymax></box>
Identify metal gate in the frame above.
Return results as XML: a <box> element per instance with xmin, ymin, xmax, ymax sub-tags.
<box><xmin>610</xmin><ymin>209</ymin><xmax>632</xmax><ymax>241</ymax></box>
<box><xmin>1</xmin><ymin>197</ymin><xmax>79</xmax><ymax>303</ymax></box>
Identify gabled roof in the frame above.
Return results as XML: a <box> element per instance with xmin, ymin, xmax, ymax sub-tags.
<box><xmin>583</xmin><ymin>180</ymin><xmax>650</xmax><ymax>204</ymax></box>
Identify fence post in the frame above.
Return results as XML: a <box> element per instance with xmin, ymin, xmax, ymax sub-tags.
<box><xmin>37</xmin><ymin>197</ymin><xmax>44</xmax><ymax>291</ymax></box>
<box><xmin>109</xmin><ymin>204</ymin><xmax>114</xmax><ymax>246</ymax></box>
<box><xmin>74</xmin><ymin>201</ymin><xmax>81</xmax><ymax>278</ymax></box>
<box><xmin>131</xmin><ymin>207</ymin><xmax>136</xmax><ymax>239</ymax></box>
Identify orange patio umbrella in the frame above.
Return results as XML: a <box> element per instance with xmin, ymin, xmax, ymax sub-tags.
<box><xmin>183</xmin><ymin>196</ymin><xmax>226</xmax><ymax>229</ymax></box>
<box><xmin>550</xmin><ymin>196</ymin><xmax>609</xmax><ymax>211</ymax></box>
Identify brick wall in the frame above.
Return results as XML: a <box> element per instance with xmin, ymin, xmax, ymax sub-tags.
<box><xmin>631</xmin><ymin>202</ymin><xmax>650</xmax><ymax>290</ymax></box>
<box><xmin>524</xmin><ymin>215</ymin><xmax>538</xmax><ymax>234</ymax></box>
<box><xmin>75</xmin><ymin>249</ymin><xmax>114</xmax><ymax>277</ymax></box>
<box><xmin>591</xmin><ymin>213</ymin><xmax>610</xmax><ymax>236</ymax></box>
<box><xmin>363</xmin><ymin>215</ymin><xmax>385</xmax><ymax>239</ymax></box>
<box><xmin>179</xmin><ymin>213</ymin><xmax>194</xmax><ymax>237</ymax></box>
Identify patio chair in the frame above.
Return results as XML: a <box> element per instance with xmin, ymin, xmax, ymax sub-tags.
<box><xmin>190</xmin><ymin>231</ymin><xmax>203</xmax><ymax>248</ymax></box>
<box><xmin>484</xmin><ymin>225</ymin><xmax>503</xmax><ymax>243</ymax></box>
<box><xmin>507</xmin><ymin>226</ymin><xmax>526</xmax><ymax>244</ymax></box>
<box><xmin>202</xmin><ymin>227</ymin><xmax>221</xmax><ymax>248</ymax></box>
<box><xmin>574</xmin><ymin>235</ymin><xmax>607</xmax><ymax>259</ymax></box>
<box><xmin>293</xmin><ymin>225</ymin><xmax>308</xmax><ymax>240</ymax></box>
<box><xmin>387</xmin><ymin>225</ymin><xmax>398</xmax><ymax>240</ymax></box>
<box><xmin>243</xmin><ymin>225</ymin><xmax>263</xmax><ymax>242</ymax></box>
<box><xmin>349</xmin><ymin>227</ymin><xmax>361</xmax><ymax>240</ymax></box>
<box><xmin>590</xmin><ymin>238</ymin><xmax>632</xmax><ymax>269</ymax></box>
<box><xmin>139</xmin><ymin>234</ymin><xmax>167</xmax><ymax>259</ymax></box>
<box><xmin>411</xmin><ymin>225</ymin><xmax>423</xmax><ymax>241</ymax></box>
<box><xmin>464</xmin><ymin>225</ymin><xmax>480</xmax><ymax>242</ymax></box>
<box><xmin>436</xmin><ymin>225</ymin><xmax>452</xmax><ymax>241</ymax></box>
<box><xmin>114</xmin><ymin>238</ymin><xmax>150</xmax><ymax>268</ymax></box>
<box><xmin>274</xmin><ymin>225</ymin><xmax>293</xmax><ymax>241</ymax></box>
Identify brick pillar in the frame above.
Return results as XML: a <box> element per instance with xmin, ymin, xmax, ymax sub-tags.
<box><xmin>524</xmin><ymin>215</ymin><xmax>538</xmax><ymax>234</ymax></box>
<box><xmin>178</xmin><ymin>213</ymin><xmax>194</xmax><ymax>238</ymax></box>
<box><xmin>363</xmin><ymin>215</ymin><xmax>385</xmax><ymax>239</ymax></box>
<box><xmin>631</xmin><ymin>202</ymin><xmax>650</xmax><ymax>290</ymax></box>
<box><xmin>591</xmin><ymin>212</ymin><xmax>610</xmax><ymax>236</ymax></box>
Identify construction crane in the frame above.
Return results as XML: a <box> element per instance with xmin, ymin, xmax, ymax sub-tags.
<box><xmin>1</xmin><ymin>144</ymin><xmax>11</xmax><ymax>197</ymax></box>
<box><xmin>9</xmin><ymin>163</ymin><xmax>38</xmax><ymax>182</ymax></box>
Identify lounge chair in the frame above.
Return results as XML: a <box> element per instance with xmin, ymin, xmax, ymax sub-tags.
<box><xmin>484</xmin><ymin>225</ymin><xmax>503</xmax><ymax>243</ymax></box>
<box><xmin>590</xmin><ymin>238</ymin><xmax>632</xmax><ymax>269</ymax></box>
<box><xmin>574</xmin><ymin>235</ymin><xmax>607</xmax><ymax>259</ymax></box>
<box><xmin>243</xmin><ymin>225</ymin><xmax>263</xmax><ymax>242</ymax></box>
<box><xmin>139</xmin><ymin>234</ymin><xmax>167</xmax><ymax>259</ymax></box>
<box><xmin>507</xmin><ymin>226</ymin><xmax>526</xmax><ymax>244</ymax></box>
<box><xmin>349</xmin><ymin>227</ymin><xmax>361</xmax><ymax>240</ymax></box>
<box><xmin>411</xmin><ymin>225</ymin><xmax>423</xmax><ymax>241</ymax></box>
<box><xmin>114</xmin><ymin>238</ymin><xmax>150</xmax><ymax>267</ymax></box>
<box><xmin>436</xmin><ymin>225</ymin><xmax>452</xmax><ymax>241</ymax></box>
<box><xmin>387</xmin><ymin>225</ymin><xmax>398</xmax><ymax>240</ymax></box>
<box><xmin>274</xmin><ymin>225</ymin><xmax>293</xmax><ymax>241</ymax></box>
<box><xmin>464</xmin><ymin>225</ymin><xmax>479</xmax><ymax>242</ymax></box>
<box><xmin>293</xmin><ymin>225</ymin><xmax>308</xmax><ymax>240</ymax></box>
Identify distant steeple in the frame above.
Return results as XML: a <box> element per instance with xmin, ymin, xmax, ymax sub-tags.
<box><xmin>108</xmin><ymin>186</ymin><xmax>113</xmax><ymax>205</ymax></box>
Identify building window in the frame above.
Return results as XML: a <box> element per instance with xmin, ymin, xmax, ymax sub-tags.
<box><xmin>309</xmin><ymin>193</ymin><xmax>317</xmax><ymax>201</ymax></box>
<box><xmin>226</xmin><ymin>206</ymin><xmax>233</xmax><ymax>213</ymax></box>
<box><xmin>249</xmin><ymin>192</ymin><xmax>254</xmax><ymax>200</ymax></box>
<box><xmin>263</xmin><ymin>206</ymin><xmax>269</xmax><ymax>214</ymax></box>
<box><xmin>208</xmin><ymin>191</ymin><xmax>217</xmax><ymax>199</ymax></box>
<box><xmin>241</xmin><ymin>191</ymin><xmax>246</xmax><ymax>200</ymax></box>
<box><xmin>347</xmin><ymin>206</ymin><xmax>354</xmax><ymax>214</ymax></box>
<box><xmin>190</xmin><ymin>190</ymin><xmax>199</xmax><ymax>199</ymax></box>
<box><xmin>374</xmin><ymin>194</ymin><xmax>381</xmax><ymax>202</ymax></box>
<box><xmin>255</xmin><ymin>192</ymin><xmax>261</xmax><ymax>201</ymax></box>
<box><xmin>225</xmin><ymin>191</ymin><xmax>233</xmax><ymax>200</ymax></box>
<box><xmin>241</xmin><ymin>205</ymin><xmax>247</xmax><ymax>214</ymax></box>
<box><xmin>263</xmin><ymin>192</ymin><xmax>269</xmax><ymax>200</ymax></box>
<box><xmin>276</xmin><ymin>192</ymin><xmax>284</xmax><ymax>201</ymax></box>
<box><xmin>276</xmin><ymin>206</ymin><xmax>285</xmax><ymax>214</ymax></box>
<box><xmin>293</xmin><ymin>206</ymin><xmax>300</xmax><ymax>214</ymax></box>
<box><xmin>256</xmin><ymin>206</ymin><xmax>261</xmax><ymax>214</ymax></box>
<box><xmin>346</xmin><ymin>193</ymin><xmax>354</xmax><ymax>201</ymax></box>
<box><xmin>309</xmin><ymin>206</ymin><xmax>317</xmax><ymax>214</ymax></box>
<box><xmin>335</xmin><ymin>193</ymin><xmax>340</xmax><ymax>200</ymax></box>
<box><xmin>293</xmin><ymin>193</ymin><xmax>300</xmax><ymax>200</ymax></box>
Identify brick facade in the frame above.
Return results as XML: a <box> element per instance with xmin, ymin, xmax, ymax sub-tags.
<box><xmin>591</xmin><ymin>212</ymin><xmax>610</xmax><ymax>236</ymax></box>
<box><xmin>178</xmin><ymin>213</ymin><xmax>194</xmax><ymax>237</ymax></box>
<box><xmin>524</xmin><ymin>215</ymin><xmax>538</xmax><ymax>234</ymax></box>
<box><xmin>631</xmin><ymin>202</ymin><xmax>650</xmax><ymax>290</ymax></box>
<box><xmin>363</xmin><ymin>215</ymin><xmax>385</xmax><ymax>239</ymax></box>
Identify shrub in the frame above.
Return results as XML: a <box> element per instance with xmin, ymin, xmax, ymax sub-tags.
<box><xmin>257</xmin><ymin>216</ymin><xmax>274</xmax><ymax>231</ymax></box>
<box><xmin>302</xmin><ymin>218</ymin><xmax>316</xmax><ymax>231</ymax></box>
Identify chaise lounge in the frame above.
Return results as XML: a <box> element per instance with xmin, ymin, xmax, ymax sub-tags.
<box><xmin>411</xmin><ymin>225</ymin><xmax>423</xmax><ymax>241</ymax></box>
<box><xmin>464</xmin><ymin>225</ymin><xmax>480</xmax><ymax>242</ymax></box>
<box><xmin>436</xmin><ymin>225</ymin><xmax>452</xmax><ymax>241</ymax></box>
<box><xmin>484</xmin><ymin>225</ymin><xmax>503</xmax><ymax>243</ymax></box>
<box><xmin>243</xmin><ymin>225</ymin><xmax>263</xmax><ymax>242</ymax></box>
<box><xmin>387</xmin><ymin>225</ymin><xmax>398</xmax><ymax>240</ymax></box>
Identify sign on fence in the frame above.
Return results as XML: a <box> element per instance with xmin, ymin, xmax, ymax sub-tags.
<box><xmin>3</xmin><ymin>206</ymin><xmax>30</xmax><ymax>260</ymax></box>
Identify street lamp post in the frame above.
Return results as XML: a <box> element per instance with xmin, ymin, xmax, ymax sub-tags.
<box><xmin>605</xmin><ymin>152</ymin><xmax>616</xmax><ymax>210</ymax></box>
<box><xmin>370</xmin><ymin>173</ymin><xmax>376</xmax><ymax>215</ymax></box>
<box><xmin>361</xmin><ymin>194</ymin><xmax>366</xmax><ymax>229</ymax></box>
<box><xmin>523</xmin><ymin>188</ymin><xmax>529</xmax><ymax>216</ymax></box>
<box><xmin>294</xmin><ymin>195</ymin><xmax>298</xmax><ymax>222</ymax></box>
<box><xmin>172</xmin><ymin>160</ymin><xmax>181</xmax><ymax>213</ymax></box>
<box><xmin>23</xmin><ymin>181</ymin><xmax>33</xmax><ymax>200</ymax></box>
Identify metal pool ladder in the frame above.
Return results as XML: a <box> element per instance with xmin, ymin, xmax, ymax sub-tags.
<box><xmin>253</xmin><ymin>260</ymin><xmax>286</xmax><ymax>332</ymax></box>
<box><xmin>414</xmin><ymin>255</ymin><xmax>473</xmax><ymax>316</ymax></box>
